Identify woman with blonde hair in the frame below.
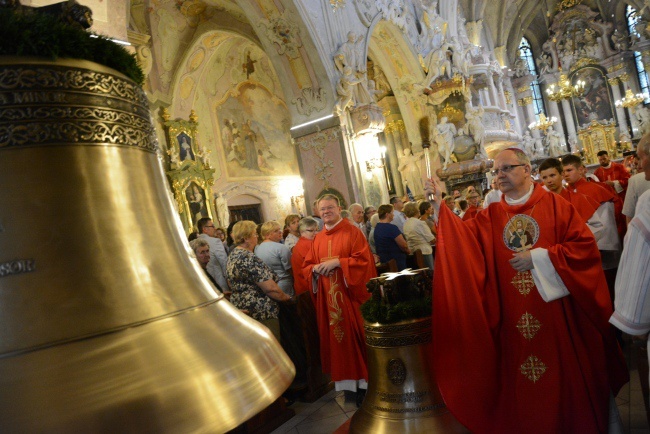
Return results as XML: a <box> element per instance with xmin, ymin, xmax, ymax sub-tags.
<box><xmin>226</xmin><ymin>220</ymin><xmax>293</xmax><ymax>341</ymax></box>
<box><xmin>284</xmin><ymin>214</ymin><xmax>301</xmax><ymax>251</ymax></box>
<box><xmin>402</xmin><ymin>202</ymin><xmax>435</xmax><ymax>270</ymax></box>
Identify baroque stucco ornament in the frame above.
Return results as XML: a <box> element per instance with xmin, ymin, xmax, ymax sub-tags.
<box><xmin>297</xmin><ymin>129</ymin><xmax>341</xmax><ymax>188</ymax></box>
<box><xmin>258</xmin><ymin>13</ymin><xmax>303</xmax><ymax>59</ymax></box>
<box><xmin>292</xmin><ymin>87</ymin><xmax>327</xmax><ymax>116</ymax></box>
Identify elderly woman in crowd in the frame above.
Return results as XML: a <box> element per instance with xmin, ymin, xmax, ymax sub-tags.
<box><xmin>368</xmin><ymin>213</ymin><xmax>380</xmax><ymax>256</ymax></box>
<box><xmin>402</xmin><ymin>202</ymin><xmax>436</xmax><ymax>270</ymax></box>
<box><xmin>226</xmin><ymin>220</ymin><xmax>293</xmax><ymax>341</ymax></box>
<box><xmin>283</xmin><ymin>214</ymin><xmax>301</xmax><ymax>251</ymax></box>
<box><xmin>374</xmin><ymin>204</ymin><xmax>410</xmax><ymax>270</ymax></box>
<box><xmin>291</xmin><ymin>217</ymin><xmax>319</xmax><ymax>295</ymax></box>
<box><xmin>364</xmin><ymin>206</ymin><xmax>377</xmax><ymax>235</ymax></box>
<box><xmin>256</xmin><ymin>220</ymin><xmax>307</xmax><ymax>389</ymax></box>
<box><xmin>189</xmin><ymin>238</ymin><xmax>222</xmax><ymax>290</ymax></box>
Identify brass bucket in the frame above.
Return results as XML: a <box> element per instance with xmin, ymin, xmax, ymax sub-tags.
<box><xmin>0</xmin><ymin>58</ymin><xmax>294</xmax><ymax>432</ymax></box>
<box><xmin>349</xmin><ymin>317</ymin><xmax>467</xmax><ymax>433</ymax></box>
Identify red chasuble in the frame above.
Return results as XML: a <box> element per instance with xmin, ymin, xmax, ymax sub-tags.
<box><xmin>433</xmin><ymin>184</ymin><xmax>628</xmax><ymax>434</ymax></box>
<box><xmin>594</xmin><ymin>162</ymin><xmax>630</xmax><ymax>200</ymax></box>
<box><xmin>291</xmin><ymin>236</ymin><xmax>313</xmax><ymax>295</ymax></box>
<box><xmin>461</xmin><ymin>205</ymin><xmax>480</xmax><ymax>221</ymax></box>
<box><xmin>559</xmin><ymin>187</ymin><xmax>600</xmax><ymax>222</ymax></box>
<box><xmin>303</xmin><ymin>218</ymin><xmax>376</xmax><ymax>382</ymax></box>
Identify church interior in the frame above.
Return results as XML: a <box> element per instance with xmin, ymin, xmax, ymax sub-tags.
<box><xmin>3</xmin><ymin>0</ymin><xmax>650</xmax><ymax>432</ymax></box>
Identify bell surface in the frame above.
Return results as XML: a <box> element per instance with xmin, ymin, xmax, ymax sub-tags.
<box><xmin>0</xmin><ymin>57</ymin><xmax>294</xmax><ymax>432</ymax></box>
<box><xmin>350</xmin><ymin>317</ymin><xmax>468</xmax><ymax>433</ymax></box>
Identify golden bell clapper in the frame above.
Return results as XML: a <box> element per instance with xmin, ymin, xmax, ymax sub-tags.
<box><xmin>0</xmin><ymin>53</ymin><xmax>294</xmax><ymax>431</ymax></box>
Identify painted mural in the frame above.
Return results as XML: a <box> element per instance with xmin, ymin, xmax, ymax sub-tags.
<box><xmin>571</xmin><ymin>67</ymin><xmax>614</xmax><ymax>128</ymax></box>
<box><xmin>217</xmin><ymin>82</ymin><xmax>299</xmax><ymax>178</ymax></box>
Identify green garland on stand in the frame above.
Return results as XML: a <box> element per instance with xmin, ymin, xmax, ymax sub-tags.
<box><xmin>0</xmin><ymin>8</ymin><xmax>144</xmax><ymax>85</ymax></box>
<box><xmin>360</xmin><ymin>295</ymin><xmax>432</xmax><ymax>325</ymax></box>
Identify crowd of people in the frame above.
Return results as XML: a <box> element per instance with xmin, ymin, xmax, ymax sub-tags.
<box><xmin>184</xmin><ymin>138</ymin><xmax>650</xmax><ymax>429</ymax></box>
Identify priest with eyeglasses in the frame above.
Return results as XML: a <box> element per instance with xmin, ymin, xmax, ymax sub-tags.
<box><xmin>426</xmin><ymin>148</ymin><xmax>628</xmax><ymax>434</ymax></box>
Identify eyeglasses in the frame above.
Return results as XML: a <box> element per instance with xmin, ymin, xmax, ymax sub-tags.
<box><xmin>490</xmin><ymin>164</ymin><xmax>526</xmax><ymax>176</ymax></box>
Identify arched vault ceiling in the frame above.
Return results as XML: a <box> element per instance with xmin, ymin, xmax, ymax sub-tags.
<box><xmin>465</xmin><ymin>0</ymin><xmax>628</xmax><ymax>62</ymax></box>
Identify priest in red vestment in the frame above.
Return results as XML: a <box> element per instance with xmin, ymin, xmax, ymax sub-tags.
<box><xmin>428</xmin><ymin>149</ymin><xmax>628</xmax><ymax>434</ymax></box>
<box><xmin>461</xmin><ymin>191</ymin><xmax>481</xmax><ymax>220</ymax></box>
<box><xmin>594</xmin><ymin>150</ymin><xmax>631</xmax><ymax>201</ymax></box>
<box><xmin>303</xmin><ymin>194</ymin><xmax>376</xmax><ymax>395</ymax></box>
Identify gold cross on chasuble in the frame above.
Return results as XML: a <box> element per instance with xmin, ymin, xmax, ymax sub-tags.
<box><xmin>511</xmin><ymin>270</ymin><xmax>535</xmax><ymax>296</ymax></box>
<box><xmin>517</xmin><ymin>312</ymin><xmax>542</xmax><ymax>340</ymax></box>
<box><xmin>520</xmin><ymin>355</ymin><xmax>547</xmax><ymax>383</ymax></box>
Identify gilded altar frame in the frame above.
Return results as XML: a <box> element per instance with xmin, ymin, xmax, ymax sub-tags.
<box><xmin>162</xmin><ymin>110</ymin><xmax>217</xmax><ymax>234</ymax></box>
<box><xmin>577</xmin><ymin>120</ymin><xmax>618</xmax><ymax>164</ymax></box>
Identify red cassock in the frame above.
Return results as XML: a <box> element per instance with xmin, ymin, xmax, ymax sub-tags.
<box><xmin>594</xmin><ymin>162</ymin><xmax>630</xmax><ymax>200</ymax></box>
<box><xmin>433</xmin><ymin>184</ymin><xmax>628</xmax><ymax>434</ymax></box>
<box><xmin>291</xmin><ymin>236</ymin><xmax>313</xmax><ymax>295</ymax></box>
<box><xmin>461</xmin><ymin>205</ymin><xmax>480</xmax><ymax>221</ymax></box>
<box><xmin>303</xmin><ymin>218</ymin><xmax>376</xmax><ymax>382</ymax></box>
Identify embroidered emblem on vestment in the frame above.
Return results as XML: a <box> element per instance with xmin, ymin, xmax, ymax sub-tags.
<box><xmin>520</xmin><ymin>355</ymin><xmax>547</xmax><ymax>382</ymax></box>
<box><xmin>503</xmin><ymin>214</ymin><xmax>540</xmax><ymax>252</ymax></box>
<box><xmin>511</xmin><ymin>271</ymin><xmax>535</xmax><ymax>296</ymax></box>
<box><xmin>517</xmin><ymin>312</ymin><xmax>541</xmax><ymax>340</ymax></box>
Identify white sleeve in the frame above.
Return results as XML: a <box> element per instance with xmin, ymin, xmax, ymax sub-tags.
<box><xmin>592</xmin><ymin>202</ymin><xmax>620</xmax><ymax>251</ymax></box>
<box><xmin>530</xmin><ymin>248</ymin><xmax>570</xmax><ymax>302</ymax></box>
<box><xmin>610</xmin><ymin>215</ymin><xmax>650</xmax><ymax>335</ymax></box>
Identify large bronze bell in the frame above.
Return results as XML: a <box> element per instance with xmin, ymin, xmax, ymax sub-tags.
<box><xmin>0</xmin><ymin>58</ymin><xmax>294</xmax><ymax>432</ymax></box>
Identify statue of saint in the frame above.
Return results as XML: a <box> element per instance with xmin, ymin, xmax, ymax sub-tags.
<box><xmin>216</xmin><ymin>193</ymin><xmax>229</xmax><ymax>228</ymax></box>
<box><xmin>398</xmin><ymin>148</ymin><xmax>425</xmax><ymax>198</ymax></box>
<box><xmin>521</xmin><ymin>131</ymin><xmax>536</xmax><ymax>158</ymax></box>
<box><xmin>334</xmin><ymin>31</ymin><xmax>365</xmax><ymax>75</ymax></box>
<box><xmin>435</xmin><ymin>116</ymin><xmax>457</xmax><ymax>170</ymax></box>
<box><xmin>546</xmin><ymin>130</ymin><xmax>565</xmax><ymax>157</ymax></box>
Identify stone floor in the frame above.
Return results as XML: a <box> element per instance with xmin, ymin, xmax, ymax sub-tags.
<box><xmin>271</xmin><ymin>340</ymin><xmax>650</xmax><ymax>434</ymax></box>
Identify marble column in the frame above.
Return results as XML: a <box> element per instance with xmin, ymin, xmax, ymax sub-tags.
<box><xmin>487</xmin><ymin>73</ymin><xmax>498</xmax><ymax>107</ymax></box>
<box><xmin>494</xmin><ymin>76</ymin><xmax>507</xmax><ymax>110</ymax></box>
<box><xmin>610</xmin><ymin>78</ymin><xmax>630</xmax><ymax>136</ymax></box>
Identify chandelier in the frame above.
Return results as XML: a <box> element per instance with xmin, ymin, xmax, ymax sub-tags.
<box><xmin>615</xmin><ymin>89</ymin><xmax>648</xmax><ymax>109</ymax></box>
<box><xmin>529</xmin><ymin>113</ymin><xmax>557</xmax><ymax>131</ymax></box>
<box><xmin>545</xmin><ymin>74</ymin><xmax>585</xmax><ymax>102</ymax></box>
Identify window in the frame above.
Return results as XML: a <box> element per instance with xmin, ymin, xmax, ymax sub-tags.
<box><xmin>626</xmin><ymin>5</ymin><xmax>650</xmax><ymax>104</ymax></box>
<box><xmin>519</xmin><ymin>37</ymin><xmax>546</xmax><ymax>119</ymax></box>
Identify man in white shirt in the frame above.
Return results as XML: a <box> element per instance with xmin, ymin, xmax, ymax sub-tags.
<box><xmin>623</xmin><ymin>136</ymin><xmax>650</xmax><ymax>223</ymax></box>
<box><xmin>389</xmin><ymin>196</ymin><xmax>406</xmax><ymax>232</ymax></box>
<box><xmin>197</xmin><ymin>217</ymin><xmax>229</xmax><ymax>292</ymax></box>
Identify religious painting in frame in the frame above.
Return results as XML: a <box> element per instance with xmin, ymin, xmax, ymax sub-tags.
<box><xmin>216</xmin><ymin>82</ymin><xmax>300</xmax><ymax>179</ymax></box>
<box><xmin>184</xmin><ymin>180</ymin><xmax>211</xmax><ymax>227</ymax></box>
<box><xmin>163</xmin><ymin>111</ymin><xmax>201</xmax><ymax>170</ymax></box>
<box><xmin>570</xmin><ymin>66</ymin><xmax>615</xmax><ymax>129</ymax></box>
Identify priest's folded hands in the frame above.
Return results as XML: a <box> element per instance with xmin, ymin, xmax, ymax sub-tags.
<box><xmin>313</xmin><ymin>258</ymin><xmax>341</xmax><ymax>276</ymax></box>
<box><xmin>509</xmin><ymin>251</ymin><xmax>534</xmax><ymax>271</ymax></box>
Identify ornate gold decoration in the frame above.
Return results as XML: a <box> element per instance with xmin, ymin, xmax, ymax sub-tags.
<box><xmin>569</xmin><ymin>57</ymin><xmax>598</xmax><ymax>73</ymax></box>
<box><xmin>607</xmin><ymin>77</ymin><xmax>620</xmax><ymax>86</ymax></box>
<box><xmin>529</xmin><ymin>113</ymin><xmax>557</xmax><ymax>131</ymax></box>
<box><xmin>0</xmin><ymin>64</ymin><xmax>155</xmax><ymax>150</ymax></box>
<box><xmin>504</xmin><ymin>90</ymin><xmax>512</xmax><ymax>104</ymax></box>
<box><xmin>516</xmin><ymin>313</ymin><xmax>542</xmax><ymax>340</ymax></box>
<box><xmin>163</xmin><ymin>112</ymin><xmax>216</xmax><ymax>233</ymax></box>
<box><xmin>516</xmin><ymin>85</ymin><xmax>529</xmax><ymax>94</ymax></box>
<box><xmin>517</xmin><ymin>96</ymin><xmax>533</xmax><ymax>106</ymax></box>
<box><xmin>616</xmin><ymin>88</ymin><xmax>646</xmax><ymax>109</ymax></box>
<box><xmin>578</xmin><ymin>120</ymin><xmax>618</xmax><ymax>164</ymax></box>
<box><xmin>607</xmin><ymin>63</ymin><xmax>625</xmax><ymax>73</ymax></box>
<box><xmin>619</xmin><ymin>73</ymin><xmax>630</xmax><ymax>83</ymax></box>
<box><xmin>557</xmin><ymin>0</ymin><xmax>582</xmax><ymax>12</ymax></box>
<box><xmin>511</xmin><ymin>271</ymin><xmax>535</xmax><ymax>296</ymax></box>
<box><xmin>520</xmin><ymin>355</ymin><xmax>547</xmax><ymax>383</ymax></box>
<box><xmin>425</xmin><ymin>74</ymin><xmax>472</xmax><ymax>103</ymax></box>
<box><xmin>438</xmin><ymin>104</ymin><xmax>464</xmax><ymax>124</ymax></box>
<box><xmin>546</xmin><ymin>73</ymin><xmax>585</xmax><ymax>102</ymax></box>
